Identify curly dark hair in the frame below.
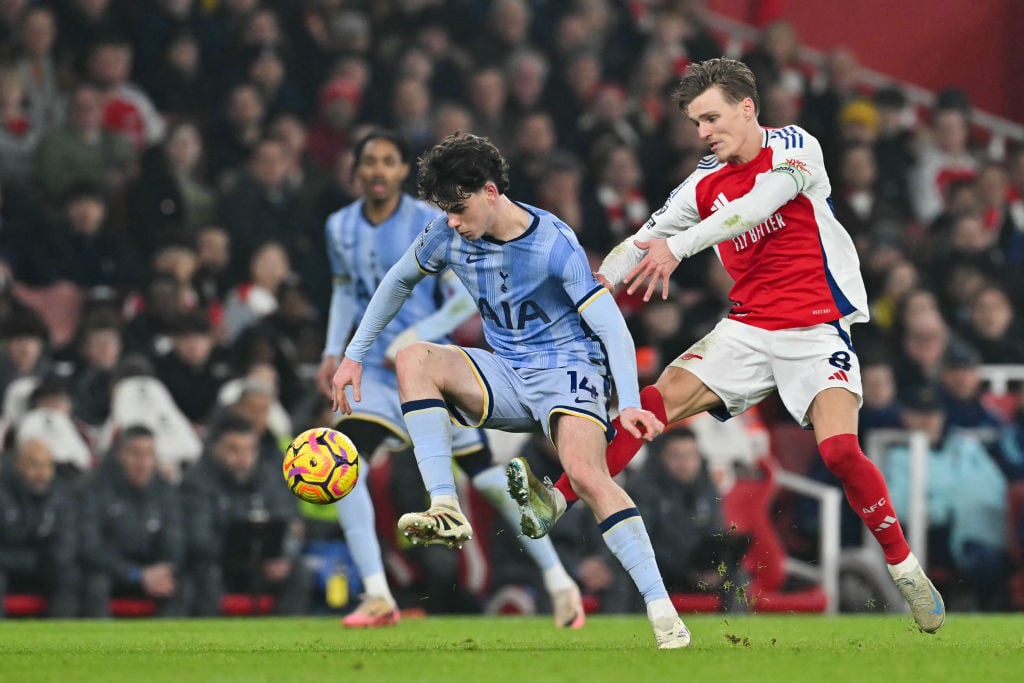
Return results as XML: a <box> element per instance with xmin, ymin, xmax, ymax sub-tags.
<box><xmin>416</xmin><ymin>133</ymin><xmax>510</xmax><ymax>211</ymax></box>
<box><xmin>672</xmin><ymin>58</ymin><xmax>759</xmax><ymax>116</ymax></box>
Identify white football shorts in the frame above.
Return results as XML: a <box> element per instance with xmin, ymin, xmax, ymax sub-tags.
<box><xmin>668</xmin><ymin>317</ymin><xmax>863</xmax><ymax>427</ymax></box>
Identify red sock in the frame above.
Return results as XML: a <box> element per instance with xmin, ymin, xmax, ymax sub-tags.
<box><xmin>819</xmin><ymin>433</ymin><xmax>911</xmax><ymax>565</ymax></box>
<box><xmin>554</xmin><ymin>386</ymin><xmax>668</xmax><ymax>503</ymax></box>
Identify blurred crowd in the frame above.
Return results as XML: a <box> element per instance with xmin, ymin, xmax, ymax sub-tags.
<box><xmin>1</xmin><ymin>0</ymin><xmax>1023</xmax><ymax>618</ymax></box>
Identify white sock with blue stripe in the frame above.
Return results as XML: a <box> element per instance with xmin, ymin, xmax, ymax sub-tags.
<box><xmin>401</xmin><ymin>399</ymin><xmax>458</xmax><ymax>501</ymax></box>
<box><xmin>335</xmin><ymin>472</ymin><xmax>394</xmax><ymax>604</ymax></box>
<box><xmin>600</xmin><ymin>508</ymin><xmax>670</xmax><ymax>606</ymax></box>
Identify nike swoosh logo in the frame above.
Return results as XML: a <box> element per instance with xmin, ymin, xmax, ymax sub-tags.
<box><xmin>466</xmin><ymin>255</ymin><xmax>487</xmax><ymax>263</ymax></box>
<box><xmin>574</xmin><ymin>397</ymin><xmax>592</xmax><ymax>404</ymax></box>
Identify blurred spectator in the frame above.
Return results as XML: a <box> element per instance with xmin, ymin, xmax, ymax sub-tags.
<box><xmin>872</xmin><ymin>86</ymin><xmax>916</xmax><ymax>218</ymax></box>
<box><xmin>742</xmin><ymin>19</ymin><xmax>807</xmax><ymax>101</ymax></box>
<box><xmin>472</xmin><ymin>0</ymin><xmax>533</xmax><ymax>67</ymax></box>
<box><xmin>961</xmin><ymin>284</ymin><xmax>1024</xmax><ymax>364</ymax></box>
<box><xmin>18</xmin><ymin>378</ymin><xmax>93</xmax><ymax>474</ymax></box>
<box><xmin>193</xmin><ymin>225</ymin><xmax>233</xmax><ymax>310</ymax></box>
<box><xmin>0</xmin><ymin>307</ymin><xmax>50</xmax><ymax>397</ymax></box>
<box><xmin>802</xmin><ymin>47</ymin><xmax>862</xmax><ymax>154</ymax></box>
<box><xmin>153</xmin><ymin>29</ymin><xmax>213</xmax><ymax>124</ymax></box>
<box><xmin>54</xmin><ymin>0</ymin><xmax>127</xmax><ymax>78</ymax></box>
<box><xmin>79</xmin><ymin>425</ymin><xmax>187</xmax><ymax>617</ymax></box>
<box><xmin>129</xmin><ymin>120</ymin><xmax>217</xmax><ymax>260</ymax></box>
<box><xmin>938</xmin><ymin>341</ymin><xmax>1003</xmax><ymax>430</ymax></box>
<box><xmin>506</xmin><ymin>110</ymin><xmax>558</xmax><ymax>207</ymax></box>
<box><xmin>218</xmin><ymin>138</ymin><xmax>320</xmax><ymax>288</ymax></box>
<box><xmin>52</xmin><ymin>183</ymin><xmax>142</xmax><ymax>290</ymax></box>
<box><xmin>14</xmin><ymin>5</ymin><xmax>63</xmax><ymax>132</ymax></box>
<box><xmin>892</xmin><ymin>309</ymin><xmax>951</xmax><ymax>400</ymax></box>
<box><xmin>85</xmin><ymin>36</ymin><xmax>166</xmax><ymax>150</ymax></box>
<box><xmin>122</xmin><ymin>272</ymin><xmax>193</xmax><ymax>358</ymax></box>
<box><xmin>72</xmin><ymin>319</ymin><xmax>123</xmax><ymax>427</ymax></box>
<box><xmin>911</xmin><ymin>104</ymin><xmax>978</xmax><ymax>225</ymax></box>
<box><xmin>832</xmin><ymin>143</ymin><xmax>905</xmax><ymax>251</ymax></box>
<box><xmin>505</xmin><ymin>48</ymin><xmax>550</xmax><ymax>121</ymax></box>
<box><xmin>181</xmin><ymin>415</ymin><xmax>311</xmax><ymax>616</ymax></box>
<box><xmin>33</xmin><ymin>82</ymin><xmax>136</xmax><ymax>204</ymax></box>
<box><xmin>884</xmin><ymin>386</ymin><xmax>1009</xmax><ymax>611</ymax></box>
<box><xmin>466</xmin><ymin>66</ymin><xmax>511</xmax><ymax>152</ymax></box>
<box><xmin>222</xmin><ymin>241</ymin><xmax>289</xmax><ymax>344</ymax></box>
<box><xmin>245</xmin><ymin>46</ymin><xmax>305</xmax><ymax>121</ymax></box>
<box><xmin>0</xmin><ymin>67</ymin><xmax>43</xmax><ymax>185</ymax></box>
<box><xmin>152</xmin><ymin>310</ymin><xmax>229</xmax><ymax>426</ymax></box>
<box><xmin>306</xmin><ymin>76</ymin><xmax>361</xmax><ymax>172</ymax></box>
<box><xmin>589</xmin><ymin>141</ymin><xmax>649</xmax><ymax>253</ymax></box>
<box><xmin>628</xmin><ymin>428</ymin><xmax>749</xmax><ymax>611</ymax></box>
<box><xmin>206</xmin><ymin>83</ymin><xmax>266</xmax><ymax>187</ymax></box>
<box><xmin>0</xmin><ymin>438</ymin><xmax>78</xmax><ymax>618</ymax></box>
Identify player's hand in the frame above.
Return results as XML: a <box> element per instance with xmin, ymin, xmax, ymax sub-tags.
<box><xmin>331</xmin><ymin>357</ymin><xmax>362</xmax><ymax>414</ymax></box>
<box><xmin>263</xmin><ymin>558</ymin><xmax>291</xmax><ymax>582</ymax></box>
<box><xmin>594</xmin><ymin>272</ymin><xmax>614</xmax><ymax>291</ymax></box>
<box><xmin>141</xmin><ymin>563</ymin><xmax>176</xmax><ymax>598</ymax></box>
<box><xmin>623</xmin><ymin>238</ymin><xmax>680</xmax><ymax>302</ymax></box>
<box><xmin>618</xmin><ymin>406</ymin><xmax>664</xmax><ymax>441</ymax></box>
<box><xmin>316</xmin><ymin>355</ymin><xmax>339</xmax><ymax>398</ymax></box>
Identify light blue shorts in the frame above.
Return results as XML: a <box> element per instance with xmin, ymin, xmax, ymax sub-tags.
<box><xmin>449</xmin><ymin>347</ymin><xmax>613</xmax><ymax>442</ymax></box>
<box><xmin>339</xmin><ymin>375</ymin><xmax>486</xmax><ymax>456</ymax></box>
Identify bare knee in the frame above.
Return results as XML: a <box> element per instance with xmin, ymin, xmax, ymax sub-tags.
<box><xmin>562</xmin><ymin>459</ymin><xmax>610</xmax><ymax>502</ymax></box>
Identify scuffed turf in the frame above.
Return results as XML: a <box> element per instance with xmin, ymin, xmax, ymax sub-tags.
<box><xmin>1</xmin><ymin>614</ymin><xmax>1022</xmax><ymax>683</ymax></box>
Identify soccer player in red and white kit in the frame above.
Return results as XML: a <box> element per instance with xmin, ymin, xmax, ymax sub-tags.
<box><xmin>506</xmin><ymin>58</ymin><xmax>945</xmax><ymax>633</ymax></box>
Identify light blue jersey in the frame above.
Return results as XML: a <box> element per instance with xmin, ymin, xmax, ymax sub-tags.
<box><xmin>324</xmin><ymin>194</ymin><xmax>474</xmax><ymax>387</ymax></box>
<box><xmin>346</xmin><ymin>201</ymin><xmax>642</xmax><ymax>412</ymax></box>
<box><xmin>414</xmin><ymin>203</ymin><xmax>606</xmax><ymax>371</ymax></box>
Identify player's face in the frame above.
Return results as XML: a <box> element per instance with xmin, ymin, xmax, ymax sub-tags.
<box><xmin>444</xmin><ymin>183</ymin><xmax>498</xmax><ymax>241</ymax></box>
<box><xmin>686</xmin><ymin>86</ymin><xmax>758</xmax><ymax>163</ymax></box>
<box><xmin>356</xmin><ymin>139</ymin><xmax>409</xmax><ymax>203</ymax></box>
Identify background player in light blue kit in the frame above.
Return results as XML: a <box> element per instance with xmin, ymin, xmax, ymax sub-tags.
<box><xmin>317</xmin><ymin>130</ymin><xmax>584</xmax><ymax>629</ymax></box>
<box><xmin>331</xmin><ymin>133</ymin><xmax>690</xmax><ymax>649</ymax></box>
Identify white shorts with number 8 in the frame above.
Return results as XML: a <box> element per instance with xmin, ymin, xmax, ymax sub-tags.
<box><xmin>669</xmin><ymin>317</ymin><xmax>863</xmax><ymax>428</ymax></box>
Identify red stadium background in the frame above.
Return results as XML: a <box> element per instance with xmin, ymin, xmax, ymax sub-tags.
<box><xmin>708</xmin><ymin>0</ymin><xmax>1024</xmax><ymax>123</ymax></box>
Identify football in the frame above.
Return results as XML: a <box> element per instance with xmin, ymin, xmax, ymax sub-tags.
<box><xmin>282</xmin><ymin>427</ymin><xmax>360</xmax><ymax>504</ymax></box>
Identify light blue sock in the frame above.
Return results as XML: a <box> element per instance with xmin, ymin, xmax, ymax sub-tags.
<box><xmin>472</xmin><ymin>465</ymin><xmax>565</xmax><ymax>577</ymax></box>
<box><xmin>401</xmin><ymin>399</ymin><xmax>457</xmax><ymax>499</ymax></box>
<box><xmin>335</xmin><ymin>468</ymin><xmax>386</xmax><ymax>585</ymax></box>
<box><xmin>600</xmin><ymin>508</ymin><xmax>669</xmax><ymax>604</ymax></box>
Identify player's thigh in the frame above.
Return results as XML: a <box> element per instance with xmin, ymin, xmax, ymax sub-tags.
<box><xmin>550</xmin><ymin>412</ymin><xmax>612</xmax><ymax>477</ymax></box>
<box><xmin>771</xmin><ymin>321</ymin><xmax>863</xmax><ymax>430</ymax></box>
<box><xmin>444</xmin><ymin>347</ymin><xmax>537</xmax><ymax>432</ymax></box>
<box><xmin>664</xmin><ymin>319</ymin><xmax>776</xmax><ymax>422</ymax></box>
<box><xmin>404</xmin><ymin>344</ymin><xmax>489</xmax><ymax>420</ymax></box>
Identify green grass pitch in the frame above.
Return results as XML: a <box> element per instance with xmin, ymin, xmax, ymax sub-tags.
<box><xmin>1</xmin><ymin>614</ymin><xmax>1022</xmax><ymax>683</ymax></box>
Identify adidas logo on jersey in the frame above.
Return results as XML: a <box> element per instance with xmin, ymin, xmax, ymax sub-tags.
<box><xmin>710</xmin><ymin>192</ymin><xmax>729</xmax><ymax>213</ymax></box>
<box><xmin>827</xmin><ymin>370</ymin><xmax>849</xmax><ymax>382</ymax></box>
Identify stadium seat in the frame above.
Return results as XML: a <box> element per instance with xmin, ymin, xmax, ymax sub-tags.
<box><xmin>722</xmin><ymin>457</ymin><xmax>829</xmax><ymax>613</ymax></box>
<box><xmin>221</xmin><ymin>594</ymin><xmax>276</xmax><ymax>616</ymax></box>
<box><xmin>3</xmin><ymin>594</ymin><xmax>47</xmax><ymax>617</ymax></box>
<box><xmin>110</xmin><ymin>598</ymin><xmax>159</xmax><ymax>617</ymax></box>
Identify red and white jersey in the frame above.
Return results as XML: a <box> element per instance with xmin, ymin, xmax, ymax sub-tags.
<box><xmin>644</xmin><ymin>125</ymin><xmax>867</xmax><ymax>331</ymax></box>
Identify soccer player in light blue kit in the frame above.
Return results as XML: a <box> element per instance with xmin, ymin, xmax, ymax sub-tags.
<box><xmin>331</xmin><ymin>133</ymin><xmax>690</xmax><ymax>648</ymax></box>
<box><xmin>317</xmin><ymin>131</ymin><xmax>585</xmax><ymax>629</ymax></box>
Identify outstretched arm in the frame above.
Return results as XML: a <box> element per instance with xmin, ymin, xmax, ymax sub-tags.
<box><xmin>577</xmin><ymin>287</ymin><xmax>664</xmax><ymax>441</ymax></box>
<box><xmin>333</xmin><ymin>245</ymin><xmax>427</xmax><ymax>412</ymax></box>
<box><xmin>384</xmin><ymin>270</ymin><xmax>477</xmax><ymax>362</ymax></box>
<box><xmin>625</xmin><ymin>170</ymin><xmax>801</xmax><ymax>301</ymax></box>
